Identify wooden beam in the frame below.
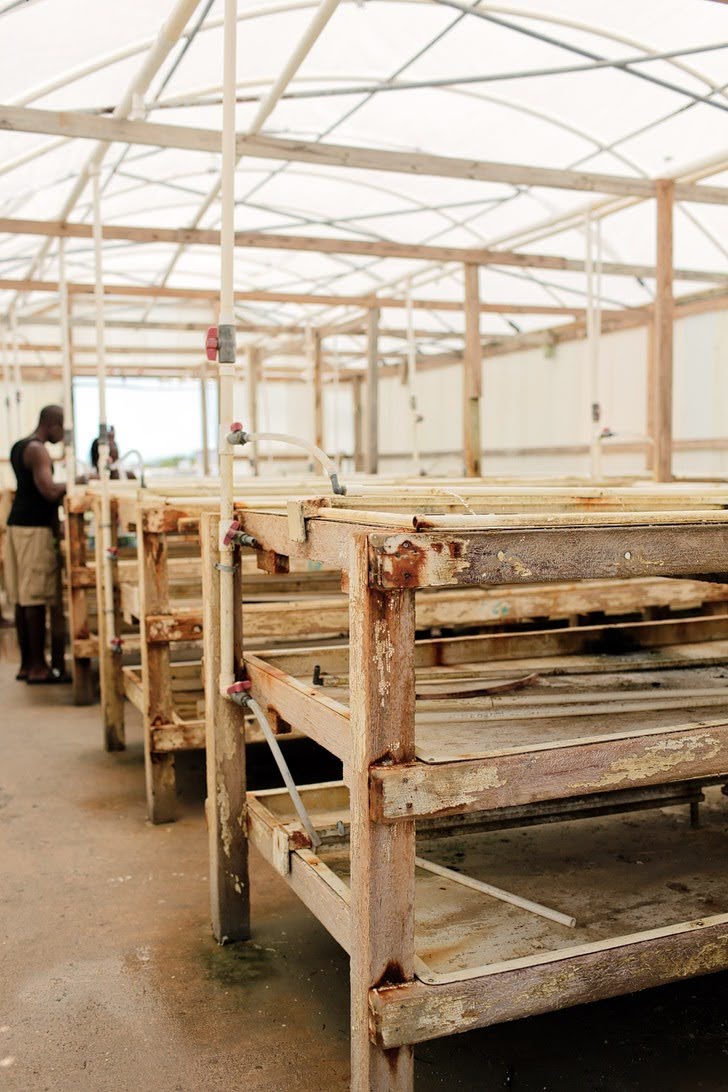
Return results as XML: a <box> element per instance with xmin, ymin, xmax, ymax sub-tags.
<box><xmin>654</xmin><ymin>180</ymin><xmax>674</xmax><ymax>483</ymax></box>
<box><xmin>471</xmin><ymin>284</ymin><xmax>728</xmax><ymax>365</ymax></box>
<box><xmin>463</xmin><ymin>263</ymin><xmax>482</xmax><ymax>477</ymax></box>
<box><xmin>365</xmin><ymin>308</ymin><xmax>379</xmax><ymax>475</ymax></box>
<box><xmin>201</xmin><ymin>514</ymin><xmax>249</xmax><ymax>943</ymax></box>
<box><xmin>3</xmin><ymin>275</ymin><xmax>726</xmax><ymax>315</ymax></box>
<box><xmin>0</xmin><ymin>275</ymin><xmax>593</xmax><ymax>311</ymax></box>
<box><xmin>2</xmin><ymin>105</ymin><xmax>727</xmax><ymax>202</ymax></box>
<box><xmin>645</xmin><ymin>316</ymin><xmax>655</xmax><ymax>474</ymax></box>
<box><xmin>16</xmin><ymin>341</ymin><xmax>205</xmax><ymax>355</ymax></box>
<box><xmin>348</xmin><ymin>535</ymin><xmax>416</xmax><ymax>1090</ymax></box>
<box><xmin>0</xmin><ymin>214</ymin><xmax>724</xmax><ymax>283</ymax></box>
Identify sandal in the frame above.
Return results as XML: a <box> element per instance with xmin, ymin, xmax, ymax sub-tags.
<box><xmin>26</xmin><ymin>671</ymin><xmax>71</xmax><ymax>686</ymax></box>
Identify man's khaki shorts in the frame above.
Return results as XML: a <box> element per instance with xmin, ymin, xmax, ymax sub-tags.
<box><xmin>4</xmin><ymin>525</ymin><xmax>60</xmax><ymax>607</ymax></box>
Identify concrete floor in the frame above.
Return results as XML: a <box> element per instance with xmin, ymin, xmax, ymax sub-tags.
<box><xmin>1</xmin><ymin>643</ymin><xmax>727</xmax><ymax>1091</ymax></box>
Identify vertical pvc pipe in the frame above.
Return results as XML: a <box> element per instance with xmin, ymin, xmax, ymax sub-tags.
<box><xmin>10</xmin><ymin>311</ymin><xmax>22</xmax><ymax>439</ymax></box>
<box><xmin>218</xmin><ymin>0</ymin><xmax>238</xmax><ymax>695</ymax></box>
<box><xmin>91</xmin><ymin>165</ymin><xmax>117</xmax><ymax>652</ymax></box>
<box><xmin>463</xmin><ymin>263</ymin><xmax>482</xmax><ymax>477</ymax></box>
<box><xmin>1</xmin><ymin>325</ymin><xmax>12</xmax><ymax>448</ymax></box>
<box><xmin>246</xmin><ymin>345</ymin><xmax>259</xmax><ymax>477</ymax></box>
<box><xmin>653</xmin><ymin>180</ymin><xmax>674</xmax><ymax>482</ymax></box>
<box><xmin>595</xmin><ymin>219</ymin><xmax>603</xmax><ymax>478</ymax></box>
<box><xmin>365</xmin><ymin>307</ymin><xmax>379</xmax><ymax>475</ymax></box>
<box><xmin>58</xmin><ymin>238</ymin><xmax>76</xmax><ymax>487</ymax></box>
<box><xmin>331</xmin><ymin>335</ymin><xmax>341</xmax><ymax>471</ymax></box>
<box><xmin>405</xmin><ymin>279</ymin><xmax>420</xmax><ymax>476</ymax></box>
<box><xmin>200</xmin><ymin>361</ymin><xmax>210</xmax><ymax>476</ymax></box>
<box><xmin>585</xmin><ymin>214</ymin><xmax>602</xmax><ymax>481</ymax></box>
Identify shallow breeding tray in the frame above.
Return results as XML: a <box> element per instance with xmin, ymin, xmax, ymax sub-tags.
<box><xmin>246</xmin><ymin>625</ymin><xmax>728</xmax><ymax>817</ymax></box>
<box><xmin>248</xmin><ymin>781</ymin><xmax>728</xmax><ymax>1043</ymax></box>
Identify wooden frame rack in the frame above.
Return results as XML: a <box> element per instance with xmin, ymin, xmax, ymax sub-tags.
<box><xmin>202</xmin><ymin>484</ymin><xmax>728</xmax><ymax>1092</ymax></box>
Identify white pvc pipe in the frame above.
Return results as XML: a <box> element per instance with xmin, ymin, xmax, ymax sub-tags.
<box><xmin>10</xmin><ymin>312</ymin><xmax>22</xmax><ymax>439</ymax></box>
<box><xmin>585</xmin><ymin>213</ymin><xmax>602</xmax><ymax>481</ymax></box>
<box><xmin>218</xmin><ymin>0</ymin><xmax>238</xmax><ymax>696</ymax></box>
<box><xmin>405</xmin><ymin>278</ymin><xmax>421</xmax><ymax>475</ymax></box>
<box><xmin>331</xmin><ymin>335</ymin><xmax>341</xmax><ymax>471</ymax></box>
<box><xmin>91</xmin><ymin>166</ymin><xmax>118</xmax><ymax>653</ymax></box>
<box><xmin>218</xmin><ymin>0</ymin><xmax>343</xmax><ymax>692</ymax></box>
<box><xmin>117</xmin><ymin>449</ymin><xmax>146</xmax><ymax>486</ymax></box>
<box><xmin>246</xmin><ymin>697</ymin><xmax>321</xmax><ymax>848</ymax></box>
<box><xmin>1</xmin><ymin>325</ymin><xmax>12</xmax><ymax>448</ymax></box>
<box><xmin>229</xmin><ymin>428</ymin><xmax>344</xmax><ymax>492</ymax></box>
<box><xmin>200</xmin><ymin>363</ymin><xmax>210</xmax><ymax>476</ymax></box>
<box><xmin>58</xmin><ymin>238</ymin><xmax>76</xmax><ymax>487</ymax></box>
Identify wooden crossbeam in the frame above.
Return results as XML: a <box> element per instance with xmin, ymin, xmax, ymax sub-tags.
<box><xmin>0</xmin><ymin>215</ymin><xmax>724</xmax><ymax>284</ymax></box>
<box><xmin>1</xmin><ymin>105</ymin><xmax>727</xmax><ymax>204</ymax></box>
<box><xmin>0</xmin><ymin>276</ymin><xmax>631</xmax><ymax>313</ymax></box>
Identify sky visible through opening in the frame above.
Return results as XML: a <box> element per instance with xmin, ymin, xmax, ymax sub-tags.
<box><xmin>73</xmin><ymin>377</ymin><xmax>218</xmax><ymax>468</ymax></box>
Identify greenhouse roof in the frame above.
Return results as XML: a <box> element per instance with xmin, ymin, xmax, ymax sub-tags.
<box><xmin>0</xmin><ymin>0</ymin><xmax>726</xmax><ymax>357</ymax></box>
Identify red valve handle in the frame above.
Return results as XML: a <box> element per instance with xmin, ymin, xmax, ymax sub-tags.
<box><xmin>227</xmin><ymin>680</ymin><xmax>251</xmax><ymax>696</ymax></box>
<box><xmin>230</xmin><ymin>421</ymin><xmax>243</xmax><ymax>433</ymax></box>
<box><xmin>205</xmin><ymin>326</ymin><xmax>219</xmax><ymax>362</ymax></box>
<box><xmin>223</xmin><ymin>519</ymin><xmax>241</xmax><ymax>546</ymax></box>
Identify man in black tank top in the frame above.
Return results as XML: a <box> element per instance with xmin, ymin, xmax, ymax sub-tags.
<box><xmin>6</xmin><ymin>405</ymin><xmax>68</xmax><ymax>683</ymax></box>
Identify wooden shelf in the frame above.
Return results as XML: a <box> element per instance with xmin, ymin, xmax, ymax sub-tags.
<box><xmin>248</xmin><ymin>781</ymin><xmax>728</xmax><ymax>1045</ymax></box>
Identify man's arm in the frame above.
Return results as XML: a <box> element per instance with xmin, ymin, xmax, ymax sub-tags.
<box><xmin>25</xmin><ymin>442</ymin><xmax>66</xmax><ymax>503</ymax></box>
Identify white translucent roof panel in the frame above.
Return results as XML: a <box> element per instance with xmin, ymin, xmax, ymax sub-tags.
<box><xmin>0</xmin><ymin>0</ymin><xmax>725</xmax><ymax>337</ymax></box>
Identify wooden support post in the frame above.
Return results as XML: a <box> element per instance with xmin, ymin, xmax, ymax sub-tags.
<box><xmin>138</xmin><ymin>520</ymin><xmax>176</xmax><ymax>822</ymax></box>
<box><xmin>201</xmin><ymin>512</ymin><xmax>249</xmax><ymax>942</ymax></box>
<box><xmin>365</xmin><ymin>308</ymin><xmax>380</xmax><ymax>474</ymax></box>
<box><xmin>348</xmin><ymin>535</ymin><xmax>416</xmax><ymax>1091</ymax></box>
<box><xmin>313</xmin><ymin>330</ymin><xmax>324</xmax><ymax>456</ymax></box>
<box><xmin>64</xmin><ymin>503</ymin><xmax>94</xmax><ymax>705</ymax></box>
<box><xmin>463</xmin><ymin>263</ymin><xmax>482</xmax><ymax>477</ymax></box>
<box><xmin>94</xmin><ymin>498</ymin><xmax>125</xmax><ymax>750</ymax></box>
<box><xmin>645</xmin><ymin>316</ymin><xmax>655</xmax><ymax>473</ymax></box>
<box><xmin>247</xmin><ymin>346</ymin><xmax>259</xmax><ymax>476</ymax></box>
<box><xmin>353</xmin><ymin>374</ymin><xmax>365</xmax><ymax>473</ymax></box>
<box><xmin>200</xmin><ymin>362</ymin><xmax>210</xmax><ymax>476</ymax></box>
<box><xmin>653</xmin><ymin>180</ymin><xmax>674</xmax><ymax>482</ymax></box>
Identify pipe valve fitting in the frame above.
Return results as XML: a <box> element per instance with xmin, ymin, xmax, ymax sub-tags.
<box><xmin>109</xmin><ymin>635</ymin><xmax>124</xmax><ymax>654</ymax></box>
<box><xmin>226</xmin><ymin>422</ymin><xmax>249</xmax><ymax>446</ymax></box>
<box><xmin>227</xmin><ymin>680</ymin><xmax>252</xmax><ymax>706</ymax></box>
<box><xmin>205</xmin><ymin>326</ymin><xmax>219</xmax><ymax>362</ymax></box>
<box><xmin>222</xmin><ymin>520</ymin><xmax>259</xmax><ymax>549</ymax></box>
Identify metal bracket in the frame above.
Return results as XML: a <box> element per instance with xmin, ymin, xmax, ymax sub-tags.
<box><xmin>214</xmin><ymin>562</ymin><xmax>237</xmax><ymax>573</ymax></box>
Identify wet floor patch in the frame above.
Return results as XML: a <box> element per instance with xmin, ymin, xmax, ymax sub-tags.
<box><xmin>200</xmin><ymin>937</ymin><xmax>282</xmax><ymax>988</ymax></box>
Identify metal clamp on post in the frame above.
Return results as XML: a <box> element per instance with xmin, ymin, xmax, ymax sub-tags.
<box><xmin>213</xmin><ymin>562</ymin><xmax>237</xmax><ymax>574</ymax></box>
<box><xmin>227</xmin><ymin>681</ymin><xmax>321</xmax><ymax>848</ymax></box>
